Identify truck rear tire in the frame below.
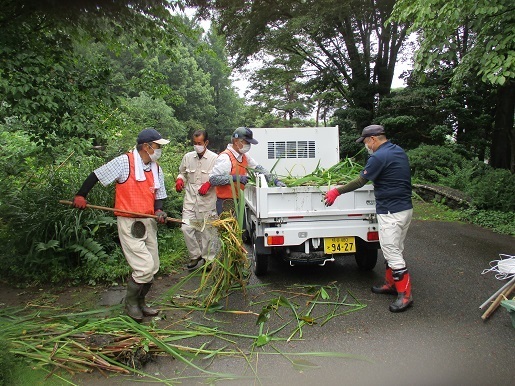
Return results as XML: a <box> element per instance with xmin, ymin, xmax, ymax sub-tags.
<box><xmin>355</xmin><ymin>248</ymin><xmax>378</xmax><ymax>271</ymax></box>
<box><xmin>252</xmin><ymin>234</ymin><xmax>269</xmax><ymax>276</ymax></box>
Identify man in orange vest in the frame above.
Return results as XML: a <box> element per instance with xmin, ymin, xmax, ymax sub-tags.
<box><xmin>72</xmin><ymin>128</ymin><xmax>169</xmax><ymax>322</ymax></box>
<box><xmin>209</xmin><ymin>127</ymin><xmax>286</xmax><ymax>215</ymax></box>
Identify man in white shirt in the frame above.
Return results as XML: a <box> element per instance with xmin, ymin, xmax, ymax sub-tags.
<box><xmin>175</xmin><ymin>130</ymin><xmax>218</xmax><ymax>270</ymax></box>
<box><xmin>73</xmin><ymin>127</ymin><xmax>169</xmax><ymax>322</ymax></box>
<box><xmin>209</xmin><ymin>127</ymin><xmax>286</xmax><ymax>215</ymax></box>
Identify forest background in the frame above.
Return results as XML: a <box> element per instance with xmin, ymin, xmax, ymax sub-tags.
<box><xmin>0</xmin><ymin>0</ymin><xmax>513</xmax><ymax>285</ymax></box>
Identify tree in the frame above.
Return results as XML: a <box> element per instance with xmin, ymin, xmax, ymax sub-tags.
<box><xmin>188</xmin><ymin>0</ymin><xmax>410</xmax><ymax>129</ymax></box>
<box><xmin>376</xmin><ymin>70</ymin><xmax>496</xmax><ymax>158</ymax></box>
<box><xmin>248</xmin><ymin>53</ymin><xmax>313</xmax><ymax>121</ymax></box>
<box><xmin>201</xmin><ymin>29</ymin><xmax>244</xmax><ymax>149</ymax></box>
<box><xmin>391</xmin><ymin>0</ymin><xmax>515</xmax><ymax>171</ymax></box>
<box><xmin>0</xmin><ymin>0</ymin><xmax>182</xmax><ymax>158</ymax></box>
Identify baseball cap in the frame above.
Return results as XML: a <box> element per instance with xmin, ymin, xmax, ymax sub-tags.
<box><xmin>137</xmin><ymin>128</ymin><xmax>170</xmax><ymax>145</ymax></box>
<box><xmin>356</xmin><ymin>125</ymin><xmax>386</xmax><ymax>143</ymax></box>
<box><xmin>232</xmin><ymin>127</ymin><xmax>258</xmax><ymax>144</ymax></box>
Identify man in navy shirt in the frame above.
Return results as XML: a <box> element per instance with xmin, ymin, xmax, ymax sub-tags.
<box><xmin>325</xmin><ymin>125</ymin><xmax>414</xmax><ymax>312</ymax></box>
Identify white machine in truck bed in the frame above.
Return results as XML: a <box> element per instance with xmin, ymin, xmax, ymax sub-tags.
<box><xmin>244</xmin><ymin>126</ymin><xmax>380</xmax><ymax>276</ymax></box>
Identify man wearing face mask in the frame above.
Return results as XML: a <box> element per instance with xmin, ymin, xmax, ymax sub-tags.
<box><xmin>175</xmin><ymin>130</ymin><xmax>218</xmax><ymax>270</ymax></box>
<box><xmin>209</xmin><ymin>127</ymin><xmax>286</xmax><ymax>215</ymax></box>
<box><xmin>72</xmin><ymin>127</ymin><xmax>169</xmax><ymax>322</ymax></box>
<box><xmin>324</xmin><ymin>125</ymin><xmax>414</xmax><ymax>313</ymax></box>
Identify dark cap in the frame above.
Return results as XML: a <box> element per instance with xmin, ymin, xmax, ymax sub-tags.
<box><xmin>232</xmin><ymin>127</ymin><xmax>258</xmax><ymax>144</ymax></box>
<box><xmin>355</xmin><ymin>125</ymin><xmax>386</xmax><ymax>143</ymax></box>
<box><xmin>137</xmin><ymin>128</ymin><xmax>170</xmax><ymax>145</ymax></box>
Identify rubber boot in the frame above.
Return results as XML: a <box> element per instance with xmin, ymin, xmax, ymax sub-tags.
<box><xmin>389</xmin><ymin>268</ymin><xmax>413</xmax><ymax>313</ymax></box>
<box><xmin>125</xmin><ymin>277</ymin><xmax>144</xmax><ymax>322</ymax></box>
<box><xmin>138</xmin><ymin>282</ymin><xmax>159</xmax><ymax>317</ymax></box>
<box><xmin>371</xmin><ymin>266</ymin><xmax>397</xmax><ymax>295</ymax></box>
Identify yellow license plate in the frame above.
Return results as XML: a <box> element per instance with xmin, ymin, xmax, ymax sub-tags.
<box><xmin>324</xmin><ymin>237</ymin><xmax>356</xmax><ymax>254</ymax></box>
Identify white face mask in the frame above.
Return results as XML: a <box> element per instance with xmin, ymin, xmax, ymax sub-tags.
<box><xmin>194</xmin><ymin>145</ymin><xmax>205</xmax><ymax>154</ymax></box>
<box><xmin>365</xmin><ymin>143</ymin><xmax>373</xmax><ymax>155</ymax></box>
<box><xmin>148</xmin><ymin>148</ymin><xmax>162</xmax><ymax>162</ymax></box>
<box><xmin>240</xmin><ymin>143</ymin><xmax>251</xmax><ymax>154</ymax></box>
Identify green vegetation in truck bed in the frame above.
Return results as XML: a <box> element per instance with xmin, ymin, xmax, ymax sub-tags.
<box><xmin>280</xmin><ymin>156</ymin><xmax>364</xmax><ymax>187</ymax></box>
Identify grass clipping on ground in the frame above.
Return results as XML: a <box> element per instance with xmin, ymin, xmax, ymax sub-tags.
<box><xmin>0</xmin><ymin>282</ymin><xmax>368</xmax><ymax>384</ymax></box>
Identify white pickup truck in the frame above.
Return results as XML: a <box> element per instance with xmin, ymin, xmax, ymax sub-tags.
<box><xmin>244</xmin><ymin>126</ymin><xmax>380</xmax><ymax>276</ymax></box>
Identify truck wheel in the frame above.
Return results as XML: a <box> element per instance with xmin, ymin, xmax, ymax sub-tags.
<box><xmin>252</xmin><ymin>234</ymin><xmax>269</xmax><ymax>276</ymax></box>
<box><xmin>355</xmin><ymin>248</ymin><xmax>378</xmax><ymax>271</ymax></box>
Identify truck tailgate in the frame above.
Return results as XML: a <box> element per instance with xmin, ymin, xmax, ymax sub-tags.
<box><xmin>244</xmin><ymin>182</ymin><xmax>376</xmax><ymax>219</ymax></box>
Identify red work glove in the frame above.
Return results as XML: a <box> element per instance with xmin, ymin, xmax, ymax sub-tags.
<box><xmin>72</xmin><ymin>195</ymin><xmax>87</xmax><ymax>209</ymax></box>
<box><xmin>198</xmin><ymin>181</ymin><xmax>211</xmax><ymax>195</ymax></box>
<box><xmin>175</xmin><ymin>178</ymin><xmax>184</xmax><ymax>192</ymax></box>
<box><xmin>155</xmin><ymin>210</ymin><xmax>167</xmax><ymax>224</ymax></box>
<box><xmin>324</xmin><ymin>188</ymin><xmax>341</xmax><ymax>206</ymax></box>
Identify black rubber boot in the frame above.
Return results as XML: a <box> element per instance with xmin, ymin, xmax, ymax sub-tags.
<box><xmin>125</xmin><ymin>277</ymin><xmax>144</xmax><ymax>322</ymax></box>
<box><xmin>389</xmin><ymin>268</ymin><xmax>413</xmax><ymax>313</ymax></box>
<box><xmin>371</xmin><ymin>266</ymin><xmax>397</xmax><ymax>295</ymax></box>
<box><xmin>138</xmin><ymin>282</ymin><xmax>159</xmax><ymax>317</ymax></box>
<box><xmin>187</xmin><ymin>256</ymin><xmax>203</xmax><ymax>269</ymax></box>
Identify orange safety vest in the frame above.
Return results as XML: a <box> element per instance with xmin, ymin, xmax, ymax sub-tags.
<box><xmin>215</xmin><ymin>149</ymin><xmax>248</xmax><ymax>199</ymax></box>
<box><xmin>114</xmin><ymin>152</ymin><xmax>156</xmax><ymax>217</ymax></box>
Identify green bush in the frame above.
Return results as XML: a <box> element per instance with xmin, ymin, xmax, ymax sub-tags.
<box><xmin>0</xmin><ymin>340</ymin><xmax>14</xmax><ymax>386</ymax></box>
<box><xmin>407</xmin><ymin>144</ymin><xmax>467</xmax><ymax>182</ymax></box>
<box><xmin>437</xmin><ymin>159</ymin><xmax>490</xmax><ymax>191</ymax></box>
<box><xmin>0</xmin><ymin>155</ymin><xmax>124</xmax><ymax>284</ymax></box>
<box><xmin>460</xmin><ymin>208</ymin><xmax>515</xmax><ymax>235</ymax></box>
<box><xmin>466</xmin><ymin>168</ymin><xmax>515</xmax><ymax>211</ymax></box>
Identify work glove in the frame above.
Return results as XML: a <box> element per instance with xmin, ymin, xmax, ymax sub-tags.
<box><xmin>274</xmin><ymin>179</ymin><xmax>286</xmax><ymax>187</ymax></box>
<box><xmin>233</xmin><ymin>175</ymin><xmax>248</xmax><ymax>185</ymax></box>
<box><xmin>175</xmin><ymin>178</ymin><xmax>184</xmax><ymax>192</ymax></box>
<box><xmin>198</xmin><ymin>181</ymin><xmax>212</xmax><ymax>195</ymax></box>
<box><xmin>155</xmin><ymin>209</ymin><xmax>167</xmax><ymax>224</ymax></box>
<box><xmin>324</xmin><ymin>188</ymin><xmax>341</xmax><ymax>206</ymax></box>
<box><xmin>72</xmin><ymin>195</ymin><xmax>87</xmax><ymax>209</ymax></box>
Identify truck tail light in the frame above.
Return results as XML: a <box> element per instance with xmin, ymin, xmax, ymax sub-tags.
<box><xmin>267</xmin><ymin>235</ymin><xmax>284</xmax><ymax>245</ymax></box>
<box><xmin>367</xmin><ymin>231</ymin><xmax>379</xmax><ymax>241</ymax></box>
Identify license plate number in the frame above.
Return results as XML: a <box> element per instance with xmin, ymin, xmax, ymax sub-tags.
<box><xmin>324</xmin><ymin>237</ymin><xmax>356</xmax><ymax>254</ymax></box>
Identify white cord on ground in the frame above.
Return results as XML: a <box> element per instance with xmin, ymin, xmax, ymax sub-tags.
<box><xmin>481</xmin><ymin>254</ymin><xmax>515</xmax><ymax>280</ymax></box>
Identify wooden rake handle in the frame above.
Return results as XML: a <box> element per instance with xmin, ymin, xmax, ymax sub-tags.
<box><xmin>58</xmin><ymin>200</ymin><xmax>184</xmax><ymax>225</ymax></box>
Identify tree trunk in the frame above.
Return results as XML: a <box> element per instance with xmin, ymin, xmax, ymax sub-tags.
<box><xmin>490</xmin><ymin>82</ymin><xmax>515</xmax><ymax>173</ymax></box>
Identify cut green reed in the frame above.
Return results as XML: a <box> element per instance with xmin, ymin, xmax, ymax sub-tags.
<box><xmin>281</xmin><ymin>155</ymin><xmax>364</xmax><ymax>187</ymax></box>
<box><xmin>192</xmin><ymin>184</ymin><xmax>250</xmax><ymax>308</ymax></box>
<box><xmin>0</xmin><ymin>280</ymin><xmax>369</xmax><ymax>384</ymax></box>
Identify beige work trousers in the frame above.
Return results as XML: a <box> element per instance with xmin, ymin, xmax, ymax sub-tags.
<box><xmin>377</xmin><ymin>209</ymin><xmax>413</xmax><ymax>270</ymax></box>
<box><xmin>117</xmin><ymin>217</ymin><xmax>159</xmax><ymax>283</ymax></box>
<box><xmin>181</xmin><ymin>207</ymin><xmax>218</xmax><ymax>262</ymax></box>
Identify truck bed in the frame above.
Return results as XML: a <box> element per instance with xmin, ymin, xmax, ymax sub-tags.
<box><xmin>244</xmin><ymin>175</ymin><xmax>376</xmax><ymax>221</ymax></box>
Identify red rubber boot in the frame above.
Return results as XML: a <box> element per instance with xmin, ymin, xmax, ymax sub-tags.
<box><xmin>389</xmin><ymin>268</ymin><xmax>413</xmax><ymax>312</ymax></box>
<box><xmin>371</xmin><ymin>266</ymin><xmax>397</xmax><ymax>295</ymax></box>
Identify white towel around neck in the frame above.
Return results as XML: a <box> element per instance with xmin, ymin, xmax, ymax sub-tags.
<box><xmin>133</xmin><ymin>148</ymin><xmax>160</xmax><ymax>189</ymax></box>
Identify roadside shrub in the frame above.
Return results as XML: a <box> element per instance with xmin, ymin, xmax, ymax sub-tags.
<box><xmin>438</xmin><ymin>159</ymin><xmax>490</xmax><ymax>191</ymax></box>
<box><xmin>0</xmin><ymin>155</ymin><xmax>124</xmax><ymax>284</ymax></box>
<box><xmin>466</xmin><ymin>168</ymin><xmax>515</xmax><ymax>211</ymax></box>
<box><xmin>460</xmin><ymin>208</ymin><xmax>515</xmax><ymax>235</ymax></box>
<box><xmin>407</xmin><ymin>144</ymin><xmax>466</xmax><ymax>182</ymax></box>
<box><xmin>0</xmin><ymin>340</ymin><xmax>14</xmax><ymax>386</ymax></box>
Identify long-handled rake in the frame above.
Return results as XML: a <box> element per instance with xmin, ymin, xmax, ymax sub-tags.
<box><xmin>58</xmin><ymin>200</ymin><xmax>207</xmax><ymax>231</ymax></box>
